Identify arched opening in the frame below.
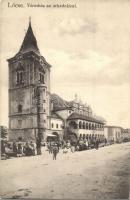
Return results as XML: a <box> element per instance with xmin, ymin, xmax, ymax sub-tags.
<box><xmin>69</xmin><ymin>133</ymin><xmax>78</xmax><ymax>144</ymax></box>
<box><xmin>92</xmin><ymin>124</ymin><xmax>94</xmax><ymax>130</ymax></box>
<box><xmin>79</xmin><ymin>121</ymin><xmax>82</xmax><ymax>129</ymax></box>
<box><xmin>52</xmin><ymin>132</ymin><xmax>59</xmax><ymax>138</ymax></box>
<box><xmin>83</xmin><ymin>134</ymin><xmax>85</xmax><ymax>139</ymax></box>
<box><xmin>79</xmin><ymin>134</ymin><xmax>83</xmax><ymax>139</ymax></box>
<box><xmin>89</xmin><ymin>123</ymin><xmax>92</xmax><ymax>130</ymax></box>
<box><xmin>47</xmin><ymin>132</ymin><xmax>59</xmax><ymax>142</ymax></box>
<box><xmin>69</xmin><ymin>121</ymin><xmax>77</xmax><ymax>129</ymax></box>
<box><xmin>86</xmin><ymin>123</ymin><xmax>88</xmax><ymax>130</ymax></box>
<box><xmin>86</xmin><ymin>134</ymin><xmax>88</xmax><ymax>139</ymax></box>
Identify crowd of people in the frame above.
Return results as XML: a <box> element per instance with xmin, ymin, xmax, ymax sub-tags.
<box><xmin>1</xmin><ymin>138</ymin><xmax>42</xmax><ymax>159</ymax></box>
<box><xmin>46</xmin><ymin>137</ymin><xmax>108</xmax><ymax>160</ymax></box>
<box><xmin>1</xmin><ymin>137</ymin><xmax>108</xmax><ymax>160</ymax></box>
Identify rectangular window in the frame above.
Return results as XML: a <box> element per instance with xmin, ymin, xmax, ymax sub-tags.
<box><xmin>56</xmin><ymin>124</ymin><xmax>58</xmax><ymax>129</ymax></box>
<box><xmin>39</xmin><ymin>73</ymin><xmax>44</xmax><ymax>84</ymax></box>
<box><xmin>17</xmin><ymin>71</ymin><xmax>23</xmax><ymax>84</ymax></box>
<box><xmin>18</xmin><ymin>105</ymin><xmax>22</xmax><ymax>113</ymax></box>
<box><xmin>18</xmin><ymin>120</ymin><xmax>22</xmax><ymax>128</ymax></box>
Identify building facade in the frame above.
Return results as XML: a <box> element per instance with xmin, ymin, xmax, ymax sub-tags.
<box><xmin>8</xmin><ymin>21</ymin><xmax>51</xmax><ymax>141</ymax></box>
<box><xmin>51</xmin><ymin>94</ymin><xmax>105</xmax><ymax>141</ymax></box>
<box><xmin>8</xmin><ymin>21</ymin><xmax>106</xmax><ymax>142</ymax></box>
<box><xmin>104</xmin><ymin>126</ymin><xmax>122</xmax><ymax>142</ymax></box>
<box><xmin>121</xmin><ymin>129</ymin><xmax>130</xmax><ymax>141</ymax></box>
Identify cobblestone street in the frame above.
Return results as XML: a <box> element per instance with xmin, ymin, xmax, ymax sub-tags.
<box><xmin>0</xmin><ymin>142</ymin><xmax>130</xmax><ymax>199</ymax></box>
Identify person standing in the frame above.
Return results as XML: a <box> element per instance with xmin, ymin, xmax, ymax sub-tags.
<box><xmin>36</xmin><ymin>137</ymin><xmax>41</xmax><ymax>155</ymax></box>
<box><xmin>85</xmin><ymin>139</ymin><xmax>89</xmax><ymax>150</ymax></box>
<box><xmin>17</xmin><ymin>142</ymin><xmax>23</xmax><ymax>157</ymax></box>
<box><xmin>30</xmin><ymin>141</ymin><xmax>36</xmax><ymax>156</ymax></box>
<box><xmin>95</xmin><ymin>138</ymin><xmax>99</xmax><ymax>150</ymax></box>
<box><xmin>12</xmin><ymin>142</ymin><xmax>17</xmax><ymax>157</ymax></box>
<box><xmin>104</xmin><ymin>138</ymin><xmax>107</xmax><ymax>146</ymax></box>
<box><xmin>52</xmin><ymin>143</ymin><xmax>59</xmax><ymax>160</ymax></box>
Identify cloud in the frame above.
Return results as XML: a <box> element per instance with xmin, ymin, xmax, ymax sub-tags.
<box><xmin>54</xmin><ymin>18</ymin><xmax>98</xmax><ymax>36</ymax></box>
<box><xmin>47</xmin><ymin>49</ymin><xmax>130</xmax><ymax>87</ymax></box>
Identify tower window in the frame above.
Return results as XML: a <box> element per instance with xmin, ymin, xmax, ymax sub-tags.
<box><xmin>39</xmin><ymin>72</ymin><xmax>44</xmax><ymax>84</ymax></box>
<box><xmin>18</xmin><ymin>104</ymin><xmax>22</xmax><ymax>113</ymax></box>
<box><xmin>17</xmin><ymin>71</ymin><xmax>24</xmax><ymax>84</ymax></box>
<box><xmin>16</xmin><ymin>63</ymin><xmax>24</xmax><ymax>84</ymax></box>
<box><xmin>18</xmin><ymin>119</ymin><xmax>22</xmax><ymax>128</ymax></box>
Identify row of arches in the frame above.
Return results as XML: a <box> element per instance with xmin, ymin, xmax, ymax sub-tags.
<box><xmin>79</xmin><ymin>133</ymin><xmax>104</xmax><ymax>139</ymax></box>
<box><xmin>69</xmin><ymin>121</ymin><xmax>104</xmax><ymax>130</ymax></box>
<box><xmin>79</xmin><ymin>121</ymin><xmax>103</xmax><ymax>130</ymax></box>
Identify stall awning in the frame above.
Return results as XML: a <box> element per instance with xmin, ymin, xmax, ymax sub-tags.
<box><xmin>46</xmin><ymin>134</ymin><xmax>57</xmax><ymax>137</ymax></box>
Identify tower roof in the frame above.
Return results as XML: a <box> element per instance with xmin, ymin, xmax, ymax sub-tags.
<box><xmin>18</xmin><ymin>20</ymin><xmax>40</xmax><ymax>55</ymax></box>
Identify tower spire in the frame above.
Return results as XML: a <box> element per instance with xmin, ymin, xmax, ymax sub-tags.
<box><xmin>18</xmin><ymin>18</ymin><xmax>40</xmax><ymax>55</ymax></box>
<box><xmin>29</xmin><ymin>16</ymin><xmax>31</xmax><ymax>25</ymax></box>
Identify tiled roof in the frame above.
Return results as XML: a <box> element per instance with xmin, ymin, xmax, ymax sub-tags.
<box><xmin>67</xmin><ymin>113</ymin><xmax>105</xmax><ymax>124</ymax></box>
<box><xmin>51</xmin><ymin>112</ymin><xmax>64</xmax><ymax>121</ymax></box>
<box><xmin>18</xmin><ymin>21</ymin><xmax>40</xmax><ymax>55</ymax></box>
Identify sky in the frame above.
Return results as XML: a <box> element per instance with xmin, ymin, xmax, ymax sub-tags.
<box><xmin>0</xmin><ymin>0</ymin><xmax>130</xmax><ymax>128</ymax></box>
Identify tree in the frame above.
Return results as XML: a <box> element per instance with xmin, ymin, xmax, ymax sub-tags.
<box><xmin>0</xmin><ymin>126</ymin><xmax>8</xmax><ymax>139</ymax></box>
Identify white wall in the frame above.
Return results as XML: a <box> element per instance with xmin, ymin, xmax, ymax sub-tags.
<box><xmin>104</xmin><ymin>127</ymin><xmax>122</xmax><ymax>142</ymax></box>
<box><xmin>77</xmin><ymin>129</ymin><xmax>104</xmax><ymax>136</ymax></box>
<box><xmin>51</xmin><ymin>118</ymin><xmax>63</xmax><ymax>131</ymax></box>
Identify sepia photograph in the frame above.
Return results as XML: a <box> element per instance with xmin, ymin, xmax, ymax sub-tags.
<box><xmin>0</xmin><ymin>0</ymin><xmax>130</xmax><ymax>199</ymax></box>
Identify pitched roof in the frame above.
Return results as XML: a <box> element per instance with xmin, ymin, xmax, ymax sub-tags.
<box><xmin>51</xmin><ymin>93</ymin><xmax>71</xmax><ymax>110</ymax></box>
<box><xmin>51</xmin><ymin>112</ymin><xmax>64</xmax><ymax>121</ymax></box>
<box><xmin>67</xmin><ymin>113</ymin><xmax>105</xmax><ymax>124</ymax></box>
<box><xmin>18</xmin><ymin>21</ymin><xmax>40</xmax><ymax>55</ymax></box>
<box><xmin>104</xmin><ymin>125</ymin><xmax>122</xmax><ymax>129</ymax></box>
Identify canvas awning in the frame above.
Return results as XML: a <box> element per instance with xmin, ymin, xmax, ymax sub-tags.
<box><xmin>46</xmin><ymin>134</ymin><xmax>57</xmax><ymax>137</ymax></box>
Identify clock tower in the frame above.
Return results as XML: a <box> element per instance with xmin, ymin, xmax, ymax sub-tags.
<box><xmin>8</xmin><ymin>20</ymin><xmax>51</xmax><ymax>141</ymax></box>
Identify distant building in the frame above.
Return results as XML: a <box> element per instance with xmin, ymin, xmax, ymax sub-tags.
<box><xmin>122</xmin><ymin>129</ymin><xmax>130</xmax><ymax>140</ymax></box>
<box><xmin>104</xmin><ymin>126</ymin><xmax>122</xmax><ymax>142</ymax></box>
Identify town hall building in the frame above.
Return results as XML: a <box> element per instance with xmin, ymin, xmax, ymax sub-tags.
<box><xmin>8</xmin><ymin>21</ymin><xmax>106</xmax><ymax>142</ymax></box>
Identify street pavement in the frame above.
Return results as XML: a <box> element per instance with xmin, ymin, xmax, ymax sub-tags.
<box><xmin>0</xmin><ymin>142</ymin><xmax>130</xmax><ymax>199</ymax></box>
